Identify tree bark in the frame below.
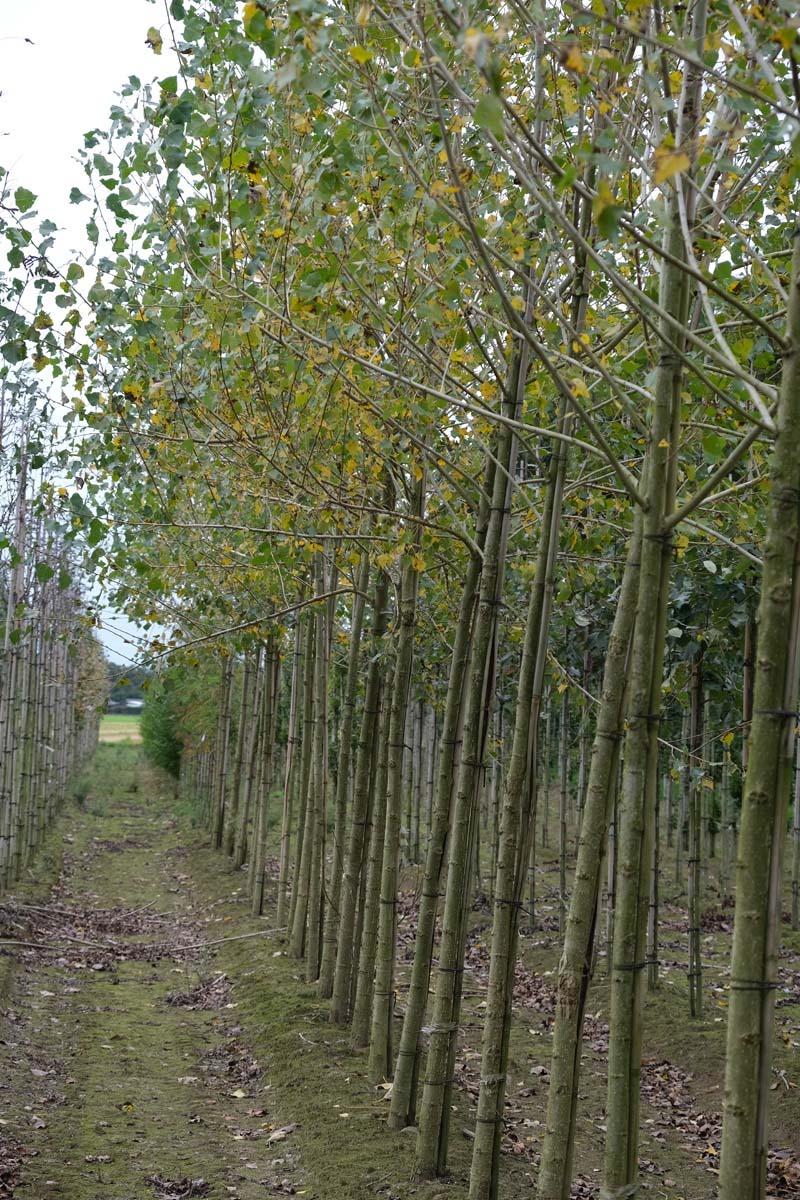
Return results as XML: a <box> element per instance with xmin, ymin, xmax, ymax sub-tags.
<box><xmin>719</xmin><ymin>229</ymin><xmax>800</xmax><ymax>1200</ymax></box>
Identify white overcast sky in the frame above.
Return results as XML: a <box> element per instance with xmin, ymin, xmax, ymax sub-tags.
<box><xmin>1</xmin><ymin>1</ymin><xmax>178</xmax><ymax>662</ymax></box>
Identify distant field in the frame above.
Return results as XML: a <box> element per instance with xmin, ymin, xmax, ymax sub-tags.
<box><xmin>99</xmin><ymin>714</ymin><xmax>142</xmax><ymax>744</ymax></box>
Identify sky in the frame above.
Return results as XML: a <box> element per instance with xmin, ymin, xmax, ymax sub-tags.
<box><xmin>1</xmin><ymin>0</ymin><xmax>178</xmax><ymax>662</ymax></box>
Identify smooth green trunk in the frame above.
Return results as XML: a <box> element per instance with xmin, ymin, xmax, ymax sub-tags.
<box><xmin>719</xmin><ymin>230</ymin><xmax>800</xmax><ymax>1200</ymax></box>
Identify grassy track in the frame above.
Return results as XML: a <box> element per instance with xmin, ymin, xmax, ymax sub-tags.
<box><xmin>99</xmin><ymin>713</ymin><xmax>142</xmax><ymax>743</ymax></box>
<box><xmin>1</xmin><ymin>748</ymin><xmax>797</xmax><ymax>1199</ymax></box>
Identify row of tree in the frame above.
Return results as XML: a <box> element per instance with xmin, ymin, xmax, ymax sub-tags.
<box><xmin>0</xmin><ymin>395</ymin><xmax>106</xmax><ymax>891</ymax></box>
<box><xmin>2</xmin><ymin>0</ymin><xmax>799</xmax><ymax>1195</ymax></box>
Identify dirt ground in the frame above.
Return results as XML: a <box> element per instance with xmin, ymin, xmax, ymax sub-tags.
<box><xmin>0</xmin><ymin>746</ymin><xmax>798</xmax><ymax>1200</ymax></box>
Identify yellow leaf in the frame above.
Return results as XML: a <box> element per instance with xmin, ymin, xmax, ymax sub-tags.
<box><xmin>438</xmin><ymin>149</ymin><xmax>449</xmax><ymax>164</ymax></box>
<box><xmin>658</xmin><ymin>438</ymin><xmax>670</xmax><ymax>448</ymax></box>
<box><xmin>721</xmin><ymin>730</ymin><xmax>734</xmax><ymax>746</ymax></box>
<box><xmin>244</xmin><ymin>1</ymin><xmax>259</xmax><ymax>21</ymax></box>
<box><xmin>411</xmin><ymin>554</ymin><xmax>426</xmax><ymax>572</ymax></box>
<box><xmin>773</xmin><ymin>26</ymin><xmax>797</xmax><ymax>51</ymax></box>
<box><xmin>702</xmin><ymin>776</ymin><xmax>714</xmax><ymax>790</ymax></box>
<box><xmin>356</xmin><ymin>2</ymin><xmax>371</xmax><ymax>26</ymax></box>
<box><xmin>349</xmin><ymin>44</ymin><xmax>373</xmax><ymax>64</ymax></box>
<box><xmin>270</xmin><ymin>228</ymin><xmax>286</xmax><ymax>238</ymax></box>
<box><xmin>563</xmin><ymin>45</ymin><xmax>585</xmax><ymax>73</ymax></box>
<box><xmin>557</xmin><ymin>681</ymin><xmax>568</xmax><ymax>694</ymax></box>
<box><xmin>571</xmin><ymin>377</ymin><xmax>590</xmax><ymax>399</ymax></box>
<box><xmin>145</xmin><ymin>26</ymin><xmax>163</xmax><ymax>54</ymax></box>
<box><xmin>654</xmin><ymin>144</ymin><xmax>690</xmax><ymax>184</ymax></box>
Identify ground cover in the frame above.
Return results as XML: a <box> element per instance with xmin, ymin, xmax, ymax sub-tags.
<box><xmin>0</xmin><ymin>749</ymin><xmax>798</xmax><ymax>1199</ymax></box>
<box><xmin>99</xmin><ymin>715</ymin><xmax>142</xmax><ymax>745</ymax></box>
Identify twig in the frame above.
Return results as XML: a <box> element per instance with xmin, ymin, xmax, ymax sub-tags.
<box><xmin>177</xmin><ymin>926</ymin><xmax>286</xmax><ymax>951</ymax></box>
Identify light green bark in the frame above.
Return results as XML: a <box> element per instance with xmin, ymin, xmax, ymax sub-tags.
<box><xmin>415</xmin><ymin>385</ymin><xmax>520</xmax><ymax>1179</ymax></box>
<box><xmin>387</xmin><ymin>537</ymin><xmax>483</xmax><ymax>1128</ymax></box>
<box><xmin>330</xmin><ymin>566</ymin><xmax>390</xmax><ymax>1023</ymax></box>
<box><xmin>368</xmin><ymin>546</ymin><xmax>420</xmax><ymax>1081</ymax></box>
<box><xmin>318</xmin><ymin>552</ymin><xmax>370</xmax><ymax>997</ymax></box>
<box><xmin>719</xmin><ymin>230</ymin><xmax>800</xmax><ymax>1200</ymax></box>
<box><xmin>537</xmin><ymin>518</ymin><xmax>640</xmax><ymax>1200</ymax></box>
<box><xmin>351</xmin><ymin>688</ymin><xmax>392</xmax><ymax>1050</ymax></box>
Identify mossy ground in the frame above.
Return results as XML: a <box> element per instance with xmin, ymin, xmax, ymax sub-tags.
<box><xmin>1</xmin><ymin>749</ymin><xmax>798</xmax><ymax>1200</ymax></box>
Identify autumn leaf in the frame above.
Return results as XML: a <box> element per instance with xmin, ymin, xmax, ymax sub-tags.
<box><xmin>561</xmin><ymin>44</ymin><xmax>585</xmax><ymax>73</ymax></box>
<box><xmin>654</xmin><ymin>144</ymin><xmax>690</xmax><ymax>184</ymax></box>
<box><xmin>145</xmin><ymin>26</ymin><xmax>163</xmax><ymax>54</ymax></box>
<box><xmin>349</xmin><ymin>44</ymin><xmax>373</xmax><ymax>64</ymax></box>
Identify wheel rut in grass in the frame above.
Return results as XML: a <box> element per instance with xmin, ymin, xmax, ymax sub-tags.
<box><xmin>0</xmin><ymin>763</ymin><xmax>298</xmax><ymax>1200</ymax></box>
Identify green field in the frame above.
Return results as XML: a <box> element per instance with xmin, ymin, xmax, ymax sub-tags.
<box><xmin>98</xmin><ymin>713</ymin><xmax>142</xmax><ymax>744</ymax></box>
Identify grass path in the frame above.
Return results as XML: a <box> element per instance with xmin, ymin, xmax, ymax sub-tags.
<box><xmin>2</xmin><ymin>746</ymin><xmax>798</xmax><ymax>1200</ymax></box>
<box><xmin>98</xmin><ymin>714</ymin><xmax>142</xmax><ymax>744</ymax></box>
<box><xmin>0</xmin><ymin>751</ymin><xmax>295</xmax><ymax>1200</ymax></box>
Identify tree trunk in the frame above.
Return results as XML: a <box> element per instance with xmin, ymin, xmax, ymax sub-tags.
<box><xmin>330</xmin><ymin>565</ymin><xmax>390</xmax><ymax>1023</ymax></box>
<box><xmin>277</xmin><ymin>624</ymin><xmax>303</xmax><ymax>928</ymax></box>
<box><xmin>719</xmin><ymin>229</ymin><xmax>800</xmax><ymax>1200</ymax></box>
<box><xmin>387</xmin><ymin>539</ymin><xmax>482</xmax><ymax>1128</ymax></box>
<box><xmin>318</xmin><ymin>551</ymin><xmax>370</xmax><ymax>997</ymax></box>
<box><xmin>351</xmin><ymin>688</ymin><xmax>392</xmax><ymax>1050</ymax></box>
<box><xmin>536</xmin><ymin>517</ymin><xmax>641</xmax><ymax>1200</ymax></box>
<box><xmin>211</xmin><ymin>656</ymin><xmax>234</xmax><ymax>849</ymax></box>
<box><xmin>224</xmin><ymin>654</ymin><xmax>254</xmax><ymax>858</ymax></box>
<box><xmin>368</xmin><ymin>531</ymin><xmax>421</xmax><ymax>1081</ymax></box>
<box><xmin>467</xmin><ymin>399</ymin><xmax>571</xmax><ymax>1199</ymax></box>
<box><xmin>688</xmin><ymin>650</ymin><xmax>704</xmax><ymax>1019</ymax></box>
<box><xmin>414</xmin><ymin>390</ymin><xmax>520</xmax><ymax>1179</ymax></box>
<box><xmin>305</xmin><ymin>561</ymin><xmax>331</xmax><ymax>982</ymax></box>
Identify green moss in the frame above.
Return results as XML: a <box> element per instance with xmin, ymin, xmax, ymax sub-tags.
<box><xmin>3</xmin><ymin>752</ymin><xmax>798</xmax><ymax>1200</ymax></box>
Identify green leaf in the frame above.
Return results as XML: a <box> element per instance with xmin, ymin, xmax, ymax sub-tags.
<box><xmin>473</xmin><ymin>94</ymin><xmax>505</xmax><ymax>138</ymax></box>
<box><xmin>58</xmin><ymin>569</ymin><xmax>72</xmax><ymax>590</ymax></box>
<box><xmin>34</xmin><ymin>562</ymin><xmax>55</xmax><ymax>584</ymax></box>
<box><xmin>87</xmin><ymin>517</ymin><xmax>105</xmax><ymax>547</ymax></box>
<box><xmin>1</xmin><ymin>340</ymin><xmax>27</xmax><ymax>364</ymax></box>
<box><xmin>14</xmin><ymin>186</ymin><xmax>36</xmax><ymax>213</ymax></box>
<box><xmin>702</xmin><ymin>432</ymin><xmax>726</xmax><ymax>460</ymax></box>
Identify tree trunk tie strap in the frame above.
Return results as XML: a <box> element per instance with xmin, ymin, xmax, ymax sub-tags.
<box><xmin>729</xmin><ymin>978</ymin><xmax>778</xmax><ymax>991</ymax></box>
<box><xmin>613</xmin><ymin>960</ymin><xmax>647</xmax><ymax>972</ymax></box>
